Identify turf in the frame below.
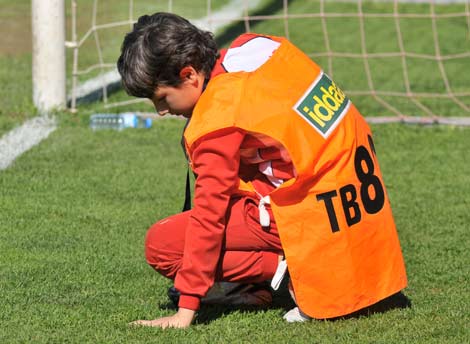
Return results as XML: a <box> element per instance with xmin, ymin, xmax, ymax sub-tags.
<box><xmin>1</xmin><ymin>118</ymin><xmax>469</xmax><ymax>343</ymax></box>
<box><xmin>1</xmin><ymin>0</ymin><xmax>470</xmax><ymax>342</ymax></box>
<box><xmin>0</xmin><ymin>54</ymin><xmax>37</xmax><ymax>136</ymax></box>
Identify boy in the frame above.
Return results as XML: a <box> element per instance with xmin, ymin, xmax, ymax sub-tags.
<box><xmin>117</xmin><ymin>12</ymin><xmax>407</xmax><ymax>329</ymax></box>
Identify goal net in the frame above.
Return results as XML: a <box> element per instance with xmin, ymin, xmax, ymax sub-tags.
<box><xmin>66</xmin><ymin>0</ymin><xmax>470</xmax><ymax>123</ymax></box>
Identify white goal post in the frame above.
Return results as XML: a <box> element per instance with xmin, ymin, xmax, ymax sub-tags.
<box><xmin>32</xmin><ymin>0</ymin><xmax>66</xmax><ymax>114</ymax></box>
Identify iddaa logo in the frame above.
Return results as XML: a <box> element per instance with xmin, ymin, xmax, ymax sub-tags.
<box><xmin>294</xmin><ymin>72</ymin><xmax>350</xmax><ymax>138</ymax></box>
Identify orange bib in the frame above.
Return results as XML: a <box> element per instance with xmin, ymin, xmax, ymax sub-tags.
<box><xmin>185</xmin><ymin>35</ymin><xmax>407</xmax><ymax>319</ymax></box>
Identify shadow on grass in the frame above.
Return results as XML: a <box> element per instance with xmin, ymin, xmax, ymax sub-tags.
<box><xmin>215</xmin><ymin>0</ymin><xmax>300</xmax><ymax>47</ymax></box>
<box><xmin>157</xmin><ymin>282</ymin><xmax>296</xmax><ymax>325</ymax></box>
<box><xmin>194</xmin><ymin>285</ymin><xmax>297</xmax><ymax>325</ymax></box>
<box><xmin>332</xmin><ymin>291</ymin><xmax>412</xmax><ymax>321</ymax></box>
<box><xmin>158</xmin><ymin>282</ymin><xmax>411</xmax><ymax>325</ymax></box>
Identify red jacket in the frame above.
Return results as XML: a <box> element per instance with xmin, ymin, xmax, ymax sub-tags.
<box><xmin>175</xmin><ymin>34</ymin><xmax>293</xmax><ymax>310</ymax></box>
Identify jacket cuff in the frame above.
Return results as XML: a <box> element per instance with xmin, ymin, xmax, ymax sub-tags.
<box><xmin>178</xmin><ymin>294</ymin><xmax>201</xmax><ymax>311</ymax></box>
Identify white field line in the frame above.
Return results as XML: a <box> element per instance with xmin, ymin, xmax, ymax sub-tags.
<box><xmin>0</xmin><ymin>116</ymin><xmax>57</xmax><ymax>170</ymax></box>
<box><xmin>192</xmin><ymin>0</ymin><xmax>262</xmax><ymax>33</ymax></box>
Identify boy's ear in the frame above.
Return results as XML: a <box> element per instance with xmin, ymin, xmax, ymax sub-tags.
<box><xmin>179</xmin><ymin>66</ymin><xmax>197</xmax><ymax>82</ymax></box>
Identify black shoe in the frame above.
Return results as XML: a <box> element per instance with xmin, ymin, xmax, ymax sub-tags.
<box><xmin>167</xmin><ymin>286</ymin><xmax>180</xmax><ymax>308</ymax></box>
<box><xmin>167</xmin><ymin>282</ymin><xmax>272</xmax><ymax>308</ymax></box>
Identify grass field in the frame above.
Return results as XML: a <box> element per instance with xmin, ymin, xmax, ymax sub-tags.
<box><xmin>1</xmin><ymin>0</ymin><xmax>470</xmax><ymax>343</ymax></box>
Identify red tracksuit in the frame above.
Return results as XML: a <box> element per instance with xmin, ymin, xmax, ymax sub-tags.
<box><xmin>145</xmin><ymin>34</ymin><xmax>294</xmax><ymax>311</ymax></box>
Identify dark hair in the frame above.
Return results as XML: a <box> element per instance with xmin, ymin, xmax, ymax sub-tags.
<box><xmin>117</xmin><ymin>12</ymin><xmax>219</xmax><ymax>99</ymax></box>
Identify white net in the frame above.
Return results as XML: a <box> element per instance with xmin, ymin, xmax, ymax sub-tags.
<box><xmin>66</xmin><ymin>0</ymin><xmax>470</xmax><ymax>124</ymax></box>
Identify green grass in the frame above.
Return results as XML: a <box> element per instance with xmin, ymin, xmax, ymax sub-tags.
<box><xmin>1</xmin><ymin>0</ymin><xmax>470</xmax><ymax>342</ymax></box>
<box><xmin>1</xmin><ymin>118</ymin><xmax>469</xmax><ymax>343</ymax></box>
<box><xmin>0</xmin><ymin>54</ymin><xmax>37</xmax><ymax>135</ymax></box>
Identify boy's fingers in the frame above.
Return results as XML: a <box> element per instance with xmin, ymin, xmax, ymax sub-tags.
<box><xmin>129</xmin><ymin>319</ymin><xmax>168</xmax><ymax>328</ymax></box>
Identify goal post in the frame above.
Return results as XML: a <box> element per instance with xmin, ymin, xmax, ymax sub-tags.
<box><xmin>32</xmin><ymin>0</ymin><xmax>66</xmax><ymax>114</ymax></box>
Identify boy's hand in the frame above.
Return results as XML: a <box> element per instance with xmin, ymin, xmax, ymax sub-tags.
<box><xmin>130</xmin><ymin>308</ymin><xmax>196</xmax><ymax>329</ymax></box>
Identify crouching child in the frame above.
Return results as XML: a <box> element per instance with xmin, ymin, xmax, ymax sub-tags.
<box><xmin>117</xmin><ymin>12</ymin><xmax>408</xmax><ymax>328</ymax></box>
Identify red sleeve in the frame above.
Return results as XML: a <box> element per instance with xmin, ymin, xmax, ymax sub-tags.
<box><xmin>175</xmin><ymin>128</ymin><xmax>245</xmax><ymax>310</ymax></box>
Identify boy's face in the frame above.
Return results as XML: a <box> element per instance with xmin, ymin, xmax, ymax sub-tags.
<box><xmin>152</xmin><ymin>66</ymin><xmax>205</xmax><ymax>118</ymax></box>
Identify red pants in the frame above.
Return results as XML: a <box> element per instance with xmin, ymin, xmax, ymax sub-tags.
<box><xmin>145</xmin><ymin>196</ymin><xmax>283</xmax><ymax>285</ymax></box>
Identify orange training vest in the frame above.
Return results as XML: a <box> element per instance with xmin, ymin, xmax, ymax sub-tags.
<box><xmin>185</xmin><ymin>35</ymin><xmax>407</xmax><ymax>319</ymax></box>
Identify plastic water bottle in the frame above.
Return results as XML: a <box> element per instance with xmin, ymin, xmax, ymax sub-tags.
<box><xmin>90</xmin><ymin>113</ymin><xmax>152</xmax><ymax>131</ymax></box>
